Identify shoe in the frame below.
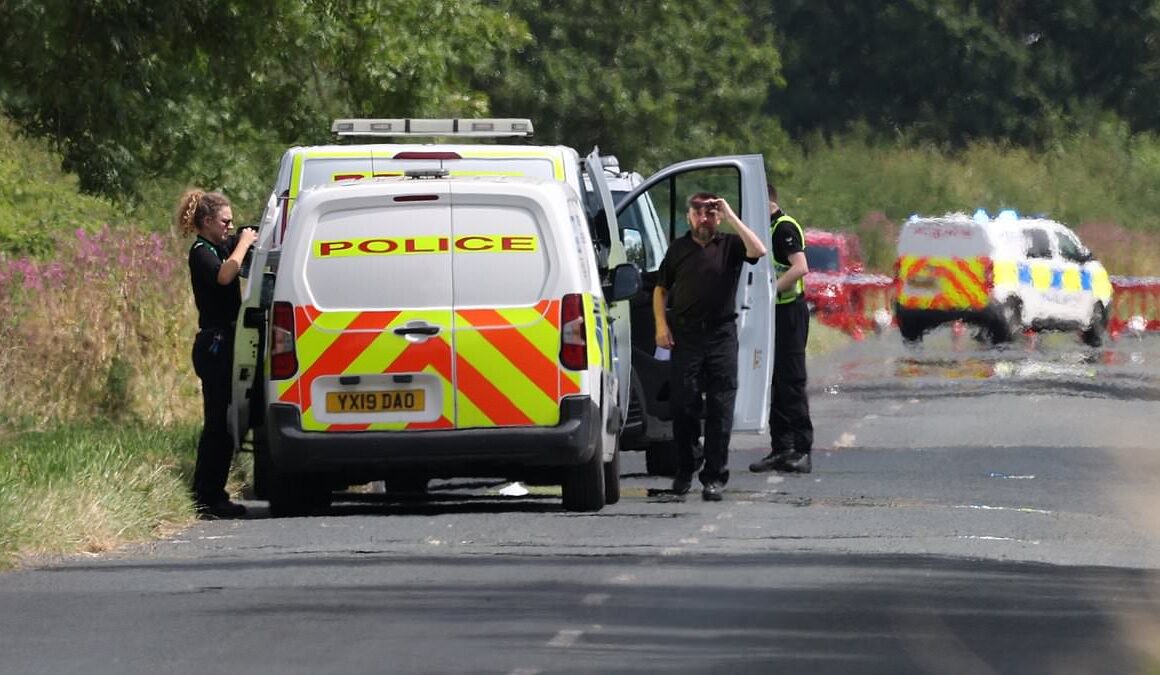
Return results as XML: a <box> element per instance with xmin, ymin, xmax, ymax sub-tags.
<box><xmin>671</xmin><ymin>476</ymin><xmax>692</xmax><ymax>496</ymax></box>
<box><xmin>775</xmin><ymin>453</ymin><xmax>812</xmax><ymax>474</ymax></box>
<box><xmin>749</xmin><ymin>450</ymin><xmax>792</xmax><ymax>473</ymax></box>
<box><xmin>196</xmin><ymin>499</ymin><xmax>247</xmax><ymax>519</ymax></box>
<box><xmin>702</xmin><ymin>482</ymin><xmax>724</xmax><ymax>502</ymax></box>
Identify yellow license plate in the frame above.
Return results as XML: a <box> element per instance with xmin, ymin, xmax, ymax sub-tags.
<box><xmin>325</xmin><ymin>389</ymin><xmax>425</xmax><ymax>413</ymax></box>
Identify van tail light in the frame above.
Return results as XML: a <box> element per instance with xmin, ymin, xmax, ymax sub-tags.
<box><xmin>269</xmin><ymin>301</ymin><xmax>298</xmax><ymax>380</ymax></box>
<box><xmin>559</xmin><ymin>293</ymin><xmax>588</xmax><ymax>371</ymax></box>
<box><xmin>981</xmin><ymin>257</ymin><xmax>994</xmax><ymax>291</ymax></box>
<box><xmin>892</xmin><ymin>258</ymin><xmax>903</xmax><ymax>295</ymax></box>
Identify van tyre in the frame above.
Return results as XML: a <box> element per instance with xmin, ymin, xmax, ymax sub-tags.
<box><xmin>563</xmin><ymin>437</ymin><xmax>606</xmax><ymax>512</ymax></box>
<box><xmin>1082</xmin><ymin>303</ymin><xmax>1106</xmax><ymax>348</ymax></box>
<box><xmin>897</xmin><ymin>315</ymin><xmax>924</xmax><ymax>344</ymax></box>
<box><xmin>267</xmin><ymin>470</ymin><xmax>332</xmax><ymax>518</ymax></box>
<box><xmin>991</xmin><ymin>298</ymin><xmax>1023</xmax><ymax>345</ymax></box>
<box><xmin>603</xmin><ymin>442</ymin><xmax>621</xmax><ymax>506</ymax></box>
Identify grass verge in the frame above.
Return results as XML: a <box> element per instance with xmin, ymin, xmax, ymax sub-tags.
<box><xmin>0</xmin><ymin>424</ymin><xmax>202</xmax><ymax>570</ymax></box>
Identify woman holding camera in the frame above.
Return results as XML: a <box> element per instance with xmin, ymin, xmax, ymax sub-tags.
<box><xmin>175</xmin><ymin>189</ymin><xmax>257</xmax><ymax>518</ymax></box>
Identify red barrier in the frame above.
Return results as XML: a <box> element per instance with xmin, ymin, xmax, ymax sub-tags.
<box><xmin>1108</xmin><ymin>276</ymin><xmax>1160</xmax><ymax>338</ymax></box>
<box><xmin>813</xmin><ymin>274</ymin><xmax>1160</xmax><ymax>340</ymax></box>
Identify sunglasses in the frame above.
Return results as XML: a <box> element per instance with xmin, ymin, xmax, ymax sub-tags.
<box><xmin>691</xmin><ymin>203</ymin><xmax>719</xmax><ymax>213</ymax></box>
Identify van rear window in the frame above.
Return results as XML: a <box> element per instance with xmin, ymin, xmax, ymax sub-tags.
<box><xmin>304</xmin><ymin>202</ymin><xmax>454</xmax><ymax>310</ymax></box>
<box><xmin>451</xmin><ymin>204</ymin><xmax>549</xmax><ymax>307</ymax></box>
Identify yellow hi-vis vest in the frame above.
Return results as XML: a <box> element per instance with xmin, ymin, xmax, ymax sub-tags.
<box><xmin>772</xmin><ymin>213</ymin><xmax>806</xmax><ymax>304</ymax></box>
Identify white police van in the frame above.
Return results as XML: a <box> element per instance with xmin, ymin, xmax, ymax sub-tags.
<box><xmin>230</xmin><ymin>118</ymin><xmax>774</xmax><ymax>512</ymax></box>
<box><xmin>894</xmin><ymin>209</ymin><xmax>1113</xmax><ymax>346</ymax></box>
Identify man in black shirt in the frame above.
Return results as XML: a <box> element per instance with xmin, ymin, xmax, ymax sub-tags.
<box><xmin>654</xmin><ymin>192</ymin><xmax>766</xmax><ymax>501</ymax></box>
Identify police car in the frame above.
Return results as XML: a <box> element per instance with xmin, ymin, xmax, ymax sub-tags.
<box><xmin>894</xmin><ymin>209</ymin><xmax>1113</xmax><ymax>346</ymax></box>
<box><xmin>230</xmin><ymin>118</ymin><xmax>774</xmax><ymax>514</ymax></box>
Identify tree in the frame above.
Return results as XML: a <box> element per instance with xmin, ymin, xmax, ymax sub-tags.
<box><xmin>483</xmin><ymin>0</ymin><xmax>792</xmax><ymax>174</ymax></box>
<box><xmin>0</xmin><ymin>0</ymin><xmax>527</xmax><ymax>204</ymax></box>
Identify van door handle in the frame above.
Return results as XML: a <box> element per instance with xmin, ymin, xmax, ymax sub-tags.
<box><xmin>394</xmin><ymin>325</ymin><xmax>440</xmax><ymax>336</ymax></box>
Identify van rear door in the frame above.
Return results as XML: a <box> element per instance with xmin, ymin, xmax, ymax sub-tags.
<box><xmin>283</xmin><ymin>183</ymin><xmax>456</xmax><ymax>432</ymax></box>
<box><xmin>448</xmin><ymin>185</ymin><xmax>572</xmax><ymax>429</ymax></box>
<box><xmin>615</xmin><ymin>156</ymin><xmax>773</xmax><ymax>433</ymax></box>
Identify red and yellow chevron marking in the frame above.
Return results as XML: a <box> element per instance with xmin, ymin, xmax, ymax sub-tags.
<box><xmin>454</xmin><ymin>299</ymin><xmax>580</xmax><ymax>429</ymax></box>
<box><xmin>278</xmin><ymin>308</ymin><xmax>454</xmax><ymax>432</ymax></box>
<box><xmin>897</xmin><ymin>255</ymin><xmax>990</xmax><ymax>311</ymax></box>
<box><xmin>278</xmin><ymin>299</ymin><xmax>581</xmax><ymax>433</ymax></box>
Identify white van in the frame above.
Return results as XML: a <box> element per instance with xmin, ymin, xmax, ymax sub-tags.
<box><xmin>894</xmin><ymin>209</ymin><xmax>1113</xmax><ymax>345</ymax></box>
<box><xmin>230</xmin><ymin>118</ymin><xmax>774</xmax><ymax>511</ymax></box>
<box><xmin>261</xmin><ymin>173</ymin><xmax>640</xmax><ymax>513</ymax></box>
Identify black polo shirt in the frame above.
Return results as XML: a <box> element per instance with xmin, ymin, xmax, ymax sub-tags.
<box><xmin>657</xmin><ymin>231</ymin><xmax>759</xmax><ymax>327</ymax></box>
<box><xmin>189</xmin><ymin>235</ymin><xmax>241</xmax><ymax>331</ymax></box>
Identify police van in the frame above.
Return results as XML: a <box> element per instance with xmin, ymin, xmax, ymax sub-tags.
<box><xmin>230</xmin><ymin>118</ymin><xmax>774</xmax><ymax>513</ymax></box>
<box><xmin>894</xmin><ymin>209</ymin><xmax>1113</xmax><ymax>346</ymax></box>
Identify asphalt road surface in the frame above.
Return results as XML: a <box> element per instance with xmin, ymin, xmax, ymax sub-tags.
<box><xmin>3</xmin><ymin>326</ymin><xmax>1160</xmax><ymax>674</ymax></box>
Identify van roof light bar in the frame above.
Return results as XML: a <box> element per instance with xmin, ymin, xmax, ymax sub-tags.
<box><xmin>331</xmin><ymin>118</ymin><xmax>534</xmax><ymax>138</ymax></box>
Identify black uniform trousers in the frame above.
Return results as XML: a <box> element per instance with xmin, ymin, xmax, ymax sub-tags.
<box><xmin>670</xmin><ymin>320</ymin><xmax>738</xmax><ymax>485</ymax></box>
<box><xmin>770</xmin><ymin>297</ymin><xmax>813</xmax><ymax>454</ymax></box>
<box><xmin>191</xmin><ymin>328</ymin><xmax>236</xmax><ymax>506</ymax></box>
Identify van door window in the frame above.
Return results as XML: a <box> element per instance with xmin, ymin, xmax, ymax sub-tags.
<box><xmin>450</xmin><ymin>202</ymin><xmax>549</xmax><ymax>308</ymax></box>
<box><xmin>612</xmin><ymin>190</ymin><xmax>665</xmax><ymax>272</ymax></box>
<box><xmin>1024</xmin><ymin>229</ymin><xmax>1052</xmax><ymax>259</ymax></box>
<box><xmin>645</xmin><ymin>167</ymin><xmax>743</xmax><ymax>241</ymax></box>
<box><xmin>1057</xmin><ymin>230</ymin><xmax>1086</xmax><ymax>262</ymax></box>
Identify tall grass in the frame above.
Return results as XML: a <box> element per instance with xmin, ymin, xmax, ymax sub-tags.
<box><xmin>0</xmin><ymin>424</ymin><xmax>199</xmax><ymax>568</ymax></box>
<box><xmin>0</xmin><ymin>226</ymin><xmax>200</xmax><ymax>429</ymax></box>
<box><xmin>779</xmin><ymin>122</ymin><xmax>1160</xmax><ymax>275</ymax></box>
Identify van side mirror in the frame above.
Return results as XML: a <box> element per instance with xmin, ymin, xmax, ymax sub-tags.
<box><xmin>603</xmin><ymin>263</ymin><xmax>642</xmax><ymax>302</ymax></box>
<box><xmin>1076</xmin><ymin>247</ymin><xmax>1092</xmax><ymax>263</ymax></box>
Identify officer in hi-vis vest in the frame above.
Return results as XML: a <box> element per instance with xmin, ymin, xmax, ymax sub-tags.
<box><xmin>750</xmin><ymin>183</ymin><xmax>814</xmax><ymax>474</ymax></box>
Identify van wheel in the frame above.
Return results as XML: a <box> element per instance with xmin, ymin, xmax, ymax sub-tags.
<box><xmin>383</xmin><ymin>472</ymin><xmax>430</xmax><ymax>495</ymax></box>
<box><xmin>267</xmin><ymin>470</ymin><xmax>332</xmax><ymax>518</ymax></box>
<box><xmin>603</xmin><ymin>441</ymin><xmax>621</xmax><ymax>506</ymax></box>
<box><xmin>898</xmin><ymin>316</ymin><xmax>924</xmax><ymax>344</ymax></box>
<box><xmin>1082</xmin><ymin>303</ymin><xmax>1106</xmax><ymax>348</ymax></box>
<box><xmin>992</xmin><ymin>299</ymin><xmax>1020</xmax><ymax>345</ymax></box>
<box><xmin>563</xmin><ymin>436</ymin><xmax>606</xmax><ymax>512</ymax></box>
<box><xmin>645</xmin><ymin>440</ymin><xmax>678</xmax><ymax>477</ymax></box>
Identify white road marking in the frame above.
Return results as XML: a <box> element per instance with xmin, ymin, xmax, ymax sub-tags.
<box><xmin>509</xmin><ymin>668</ymin><xmax>541</xmax><ymax>675</ymax></box>
<box><xmin>581</xmin><ymin>593</ymin><xmax>610</xmax><ymax>606</ymax></box>
<box><xmin>766</xmin><ymin>475</ymin><xmax>785</xmax><ymax>485</ymax></box>
<box><xmin>954</xmin><ymin>504</ymin><xmax>1053</xmax><ymax>515</ymax></box>
<box><xmin>679</xmin><ymin>537</ymin><xmax>699</xmax><ymax>545</ymax></box>
<box><xmin>610</xmin><ymin>573</ymin><xmax>637</xmax><ymax>583</ymax></box>
<box><xmin>700</xmin><ymin>524</ymin><xmax>718</xmax><ymax>533</ymax></box>
<box><xmin>547</xmin><ymin>629</ymin><xmax>583</xmax><ymax>648</ymax></box>
<box><xmin>957</xmin><ymin>535</ymin><xmax>1042</xmax><ymax>544</ymax></box>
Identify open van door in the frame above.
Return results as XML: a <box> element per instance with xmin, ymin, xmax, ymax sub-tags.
<box><xmin>583</xmin><ymin>150</ymin><xmax>632</xmax><ymax>430</ymax></box>
<box><xmin>614</xmin><ymin>155</ymin><xmax>773</xmax><ymax>432</ymax></box>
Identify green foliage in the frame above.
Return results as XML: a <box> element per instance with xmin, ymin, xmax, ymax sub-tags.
<box><xmin>0</xmin><ymin>0</ymin><xmax>525</xmax><ymax>205</ymax></box>
<box><xmin>777</xmin><ymin>120</ymin><xmax>1160</xmax><ymax>273</ymax></box>
<box><xmin>0</xmin><ymin>423</ymin><xmax>199</xmax><ymax>568</ymax></box>
<box><xmin>765</xmin><ymin>0</ymin><xmax>1160</xmax><ymax>147</ymax></box>
<box><xmin>483</xmin><ymin>0</ymin><xmax>792</xmax><ymax>174</ymax></box>
<box><xmin>0</xmin><ymin>117</ymin><xmax>122</xmax><ymax>257</ymax></box>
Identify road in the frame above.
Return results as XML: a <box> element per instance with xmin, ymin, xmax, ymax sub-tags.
<box><xmin>3</xmin><ymin>327</ymin><xmax>1160</xmax><ymax>674</ymax></box>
